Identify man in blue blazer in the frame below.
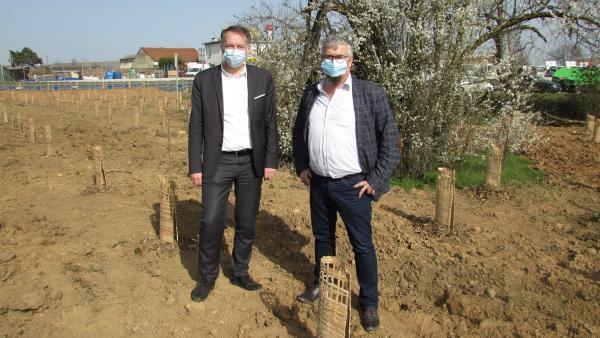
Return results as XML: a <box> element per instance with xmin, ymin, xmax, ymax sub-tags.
<box><xmin>292</xmin><ymin>35</ymin><xmax>400</xmax><ymax>332</ymax></box>
<box><xmin>188</xmin><ymin>25</ymin><xmax>278</xmax><ymax>302</ymax></box>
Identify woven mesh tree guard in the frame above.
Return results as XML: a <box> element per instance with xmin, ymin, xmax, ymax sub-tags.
<box><xmin>317</xmin><ymin>256</ymin><xmax>351</xmax><ymax>338</ymax></box>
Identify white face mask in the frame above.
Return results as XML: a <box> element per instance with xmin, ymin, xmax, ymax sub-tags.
<box><xmin>223</xmin><ymin>49</ymin><xmax>246</xmax><ymax>68</ymax></box>
<box><xmin>320</xmin><ymin>59</ymin><xmax>347</xmax><ymax>78</ymax></box>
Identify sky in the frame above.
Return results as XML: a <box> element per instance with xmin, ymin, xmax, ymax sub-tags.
<box><xmin>0</xmin><ymin>0</ymin><xmax>585</xmax><ymax>67</ymax></box>
<box><xmin>0</xmin><ymin>0</ymin><xmax>276</xmax><ymax>65</ymax></box>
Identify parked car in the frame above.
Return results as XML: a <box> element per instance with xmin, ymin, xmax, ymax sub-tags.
<box><xmin>544</xmin><ymin>66</ymin><xmax>561</xmax><ymax>78</ymax></box>
<box><xmin>534</xmin><ymin>79</ymin><xmax>561</xmax><ymax>93</ymax></box>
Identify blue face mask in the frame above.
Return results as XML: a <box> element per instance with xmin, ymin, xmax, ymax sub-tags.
<box><xmin>223</xmin><ymin>49</ymin><xmax>246</xmax><ymax>68</ymax></box>
<box><xmin>320</xmin><ymin>59</ymin><xmax>347</xmax><ymax>78</ymax></box>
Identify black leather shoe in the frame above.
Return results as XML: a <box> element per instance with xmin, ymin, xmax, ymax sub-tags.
<box><xmin>229</xmin><ymin>275</ymin><xmax>262</xmax><ymax>291</ymax></box>
<box><xmin>296</xmin><ymin>285</ymin><xmax>320</xmax><ymax>305</ymax></box>
<box><xmin>360</xmin><ymin>307</ymin><xmax>380</xmax><ymax>331</ymax></box>
<box><xmin>191</xmin><ymin>279</ymin><xmax>215</xmax><ymax>302</ymax></box>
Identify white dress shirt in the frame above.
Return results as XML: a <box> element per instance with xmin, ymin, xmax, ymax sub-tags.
<box><xmin>221</xmin><ymin>66</ymin><xmax>251</xmax><ymax>151</ymax></box>
<box><xmin>308</xmin><ymin>75</ymin><xmax>362</xmax><ymax>178</ymax></box>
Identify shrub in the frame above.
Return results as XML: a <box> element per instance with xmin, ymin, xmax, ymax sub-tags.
<box><xmin>530</xmin><ymin>93</ymin><xmax>588</xmax><ymax>120</ymax></box>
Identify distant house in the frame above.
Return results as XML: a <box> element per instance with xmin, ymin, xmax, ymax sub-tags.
<box><xmin>204</xmin><ymin>38</ymin><xmax>222</xmax><ymax>66</ymax></box>
<box><xmin>132</xmin><ymin>47</ymin><xmax>199</xmax><ymax>75</ymax></box>
<box><xmin>119</xmin><ymin>55</ymin><xmax>135</xmax><ymax>70</ymax></box>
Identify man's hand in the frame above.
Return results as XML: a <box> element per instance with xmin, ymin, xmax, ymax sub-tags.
<box><xmin>299</xmin><ymin>168</ymin><xmax>313</xmax><ymax>186</ymax></box>
<box><xmin>353</xmin><ymin>180</ymin><xmax>375</xmax><ymax>198</ymax></box>
<box><xmin>264</xmin><ymin>168</ymin><xmax>277</xmax><ymax>180</ymax></box>
<box><xmin>190</xmin><ymin>173</ymin><xmax>203</xmax><ymax>187</ymax></box>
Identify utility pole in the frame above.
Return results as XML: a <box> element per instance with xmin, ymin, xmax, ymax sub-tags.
<box><xmin>44</xmin><ymin>55</ymin><xmax>48</xmax><ymax>79</ymax></box>
<box><xmin>175</xmin><ymin>53</ymin><xmax>179</xmax><ymax>107</ymax></box>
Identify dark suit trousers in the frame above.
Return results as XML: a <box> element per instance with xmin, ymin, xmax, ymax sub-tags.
<box><xmin>199</xmin><ymin>153</ymin><xmax>262</xmax><ymax>280</ymax></box>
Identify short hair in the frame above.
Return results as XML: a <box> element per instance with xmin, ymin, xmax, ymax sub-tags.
<box><xmin>321</xmin><ymin>35</ymin><xmax>353</xmax><ymax>58</ymax></box>
<box><xmin>221</xmin><ymin>25</ymin><xmax>251</xmax><ymax>45</ymax></box>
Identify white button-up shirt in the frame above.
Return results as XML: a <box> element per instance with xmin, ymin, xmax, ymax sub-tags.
<box><xmin>308</xmin><ymin>76</ymin><xmax>362</xmax><ymax>178</ymax></box>
<box><xmin>221</xmin><ymin>66</ymin><xmax>251</xmax><ymax>151</ymax></box>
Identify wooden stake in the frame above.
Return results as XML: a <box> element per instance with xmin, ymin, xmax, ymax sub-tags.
<box><xmin>594</xmin><ymin>123</ymin><xmax>600</xmax><ymax>144</ymax></box>
<box><xmin>134</xmin><ymin>106</ymin><xmax>140</xmax><ymax>128</ymax></box>
<box><xmin>95</xmin><ymin>101</ymin><xmax>100</xmax><ymax>118</ymax></box>
<box><xmin>17</xmin><ymin>113</ymin><xmax>24</xmax><ymax>136</ymax></box>
<box><xmin>93</xmin><ymin>145</ymin><xmax>108</xmax><ymax>191</ymax></box>
<box><xmin>1</xmin><ymin>106</ymin><xmax>7</xmax><ymax>124</ymax></box>
<box><xmin>28</xmin><ymin>118</ymin><xmax>36</xmax><ymax>143</ymax></box>
<box><xmin>138</xmin><ymin>97</ymin><xmax>143</xmax><ymax>115</ymax></box>
<box><xmin>107</xmin><ymin>103</ymin><xmax>113</xmax><ymax>127</ymax></box>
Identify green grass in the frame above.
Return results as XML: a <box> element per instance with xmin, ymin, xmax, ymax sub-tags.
<box><xmin>391</xmin><ymin>153</ymin><xmax>545</xmax><ymax>190</ymax></box>
<box><xmin>390</xmin><ymin>171</ymin><xmax>437</xmax><ymax>191</ymax></box>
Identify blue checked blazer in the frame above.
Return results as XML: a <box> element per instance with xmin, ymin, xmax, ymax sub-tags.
<box><xmin>293</xmin><ymin>75</ymin><xmax>401</xmax><ymax>201</ymax></box>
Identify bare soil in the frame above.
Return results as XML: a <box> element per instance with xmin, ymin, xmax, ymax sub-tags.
<box><xmin>0</xmin><ymin>90</ymin><xmax>598</xmax><ymax>337</ymax></box>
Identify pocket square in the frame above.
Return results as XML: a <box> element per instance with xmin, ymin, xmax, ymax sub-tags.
<box><xmin>253</xmin><ymin>93</ymin><xmax>266</xmax><ymax>100</ymax></box>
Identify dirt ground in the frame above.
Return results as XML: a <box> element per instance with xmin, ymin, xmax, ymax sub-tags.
<box><xmin>0</xmin><ymin>89</ymin><xmax>598</xmax><ymax>337</ymax></box>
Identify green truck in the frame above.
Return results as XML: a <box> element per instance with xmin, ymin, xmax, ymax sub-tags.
<box><xmin>552</xmin><ymin>67</ymin><xmax>600</xmax><ymax>92</ymax></box>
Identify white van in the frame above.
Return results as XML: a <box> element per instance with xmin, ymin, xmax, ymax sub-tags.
<box><xmin>185</xmin><ymin>63</ymin><xmax>208</xmax><ymax>77</ymax></box>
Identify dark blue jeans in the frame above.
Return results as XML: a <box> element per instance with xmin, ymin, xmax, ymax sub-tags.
<box><xmin>310</xmin><ymin>173</ymin><xmax>378</xmax><ymax>309</ymax></box>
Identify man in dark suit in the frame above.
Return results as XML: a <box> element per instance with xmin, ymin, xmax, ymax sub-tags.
<box><xmin>292</xmin><ymin>35</ymin><xmax>400</xmax><ymax>331</ymax></box>
<box><xmin>188</xmin><ymin>25</ymin><xmax>278</xmax><ymax>302</ymax></box>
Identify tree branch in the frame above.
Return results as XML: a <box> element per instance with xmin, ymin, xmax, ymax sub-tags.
<box><xmin>463</xmin><ymin>11</ymin><xmax>600</xmax><ymax>56</ymax></box>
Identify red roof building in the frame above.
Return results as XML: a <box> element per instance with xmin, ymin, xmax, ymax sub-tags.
<box><xmin>132</xmin><ymin>47</ymin><xmax>199</xmax><ymax>75</ymax></box>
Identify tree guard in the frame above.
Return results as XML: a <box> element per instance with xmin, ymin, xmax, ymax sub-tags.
<box><xmin>317</xmin><ymin>256</ymin><xmax>351</xmax><ymax>338</ymax></box>
<box><xmin>435</xmin><ymin>167</ymin><xmax>455</xmax><ymax>228</ymax></box>
<box><xmin>486</xmin><ymin>144</ymin><xmax>503</xmax><ymax>188</ymax></box>
<box><xmin>585</xmin><ymin>114</ymin><xmax>595</xmax><ymax>141</ymax></box>
<box><xmin>159</xmin><ymin>176</ymin><xmax>177</xmax><ymax>243</ymax></box>
<box><xmin>43</xmin><ymin>126</ymin><xmax>57</xmax><ymax>158</ymax></box>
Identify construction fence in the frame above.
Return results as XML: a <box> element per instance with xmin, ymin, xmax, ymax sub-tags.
<box><xmin>0</xmin><ymin>78</ymin><xmax>193</xmax><ymax>92</ymax></box>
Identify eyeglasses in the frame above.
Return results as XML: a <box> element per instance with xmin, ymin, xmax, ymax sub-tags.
<box><xmin>321</xmin><ymin>55</ymin><xmax>348</xmax><ymax>62</ymax></box>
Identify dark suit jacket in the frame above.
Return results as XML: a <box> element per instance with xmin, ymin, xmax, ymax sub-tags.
<box><xmin>293</xmin><ymin>75</ymin><xmax>400</xmax><ymax>201</ymax></box>
<box><xmin>188</xmin><ymin>64</ymin><xmax>278</xmax><ymax>177</ymax></box>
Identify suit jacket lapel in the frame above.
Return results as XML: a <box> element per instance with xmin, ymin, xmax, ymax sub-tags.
<box><xmin>212</xmin><ymin>66</ymin><xmax>224</xmax><ymax>126</ymax></box>
<box><xmin>246</xmin><ymin>65</ymin><xmax>255</xmax><ymax>120</ymax></box>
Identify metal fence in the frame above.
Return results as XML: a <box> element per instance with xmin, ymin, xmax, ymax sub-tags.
<box><xmin>0</xmin><ymin>78</ymin><xmax>193</xmax><ymax>92</ymax></box>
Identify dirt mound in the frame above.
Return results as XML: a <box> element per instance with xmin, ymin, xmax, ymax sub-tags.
<box><xmin>0</xmin><ymin>91</ymin><xmax>598</xmax><ymax>337</ymax></box>
<box><xmin>527</xmin><ymin>126</ymin><xmax>600</xmax><ymax>190</ymax></box>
